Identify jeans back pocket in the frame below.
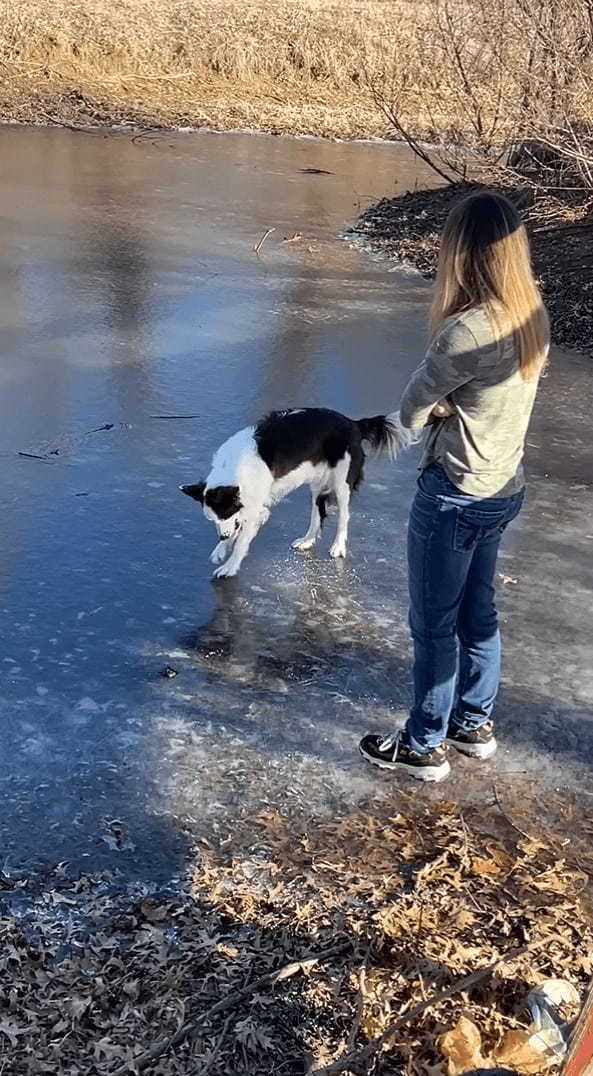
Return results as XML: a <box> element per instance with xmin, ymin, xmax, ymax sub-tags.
<box><xmin>452</xmin><ymin>505</ymin><xmax>516</xmax><ymax>553</ymax></box>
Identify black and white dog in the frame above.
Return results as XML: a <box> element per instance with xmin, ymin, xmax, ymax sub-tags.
<box><xmin>180</xmin><ymin>408</ymin><xmax>412</xmax><ymax>578</ymax></box>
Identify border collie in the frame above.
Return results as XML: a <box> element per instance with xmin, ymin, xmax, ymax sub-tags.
<box><xmin>180</xmin><ymin>408</ymin><xmax>412</xmax><ymax>578</ymax></box>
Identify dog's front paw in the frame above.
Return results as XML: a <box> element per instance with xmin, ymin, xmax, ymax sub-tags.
<box><xmin>292</xmin><ymin>536</ymin><xmax>316</xmax><ymax>552</ymax></box>
<box><xmin>213</xmin><ymin>562</ymin><xmax>239</xmax><ymax>579</ymax></box>
<box><xmin>210</xmin><ymin>542</ymin><xmax>228</xmax><ymax>565</ymax></box>
<box><xmin>329</xmin><ymin>541</ymin><xmax>347</xmax><ymax>559</ymax></box>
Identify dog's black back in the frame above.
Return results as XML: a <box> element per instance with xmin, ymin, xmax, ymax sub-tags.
<box><xmin>254</xmin><ymin>408</ymin><xmax>365</xmax><ymax>490</ymax></box>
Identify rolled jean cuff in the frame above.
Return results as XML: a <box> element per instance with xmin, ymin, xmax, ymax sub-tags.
<box><xmin>451</xmin><ymin>711</ymin><xmax>492</xmax><ymax>733</ymax></box>
<box><xmin>404</xmin><ymin>722</ymin><xmax>443</xmax><ymax>756</ymax></box>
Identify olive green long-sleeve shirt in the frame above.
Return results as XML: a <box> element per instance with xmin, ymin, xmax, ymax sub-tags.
<box><xmin>399</xmin><ymin>306</ymin><xmax>543</xmax><ymax>498</ymax></box>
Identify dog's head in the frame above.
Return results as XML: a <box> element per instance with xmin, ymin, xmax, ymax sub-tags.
<box><xmin>179</xmin><ymin>482</ymin><xmax>244</xmax><ymax>540</ymax></box>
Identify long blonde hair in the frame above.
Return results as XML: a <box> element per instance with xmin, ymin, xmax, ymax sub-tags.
<box><xmin>430</xmin><ymin>191</ymin><xmax>549</xmax><ymax>380</ymax></box>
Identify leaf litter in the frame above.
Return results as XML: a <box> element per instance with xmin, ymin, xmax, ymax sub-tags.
<box><xmin>0</xmin><ymin>801</ymin><xmax>591</xmax><ymax>1074</ymax></box>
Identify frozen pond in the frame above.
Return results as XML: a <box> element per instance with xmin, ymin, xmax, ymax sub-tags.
<box><xmin>0</xmin><ymin>128</ymin><xmax>592</xmax><ymax>882</ymax></box>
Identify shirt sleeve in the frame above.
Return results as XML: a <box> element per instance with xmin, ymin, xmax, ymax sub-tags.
<box><xmin>399</xmin><ymin>319</ymin><xmax>479</xmax><ymax>432</ymax></box>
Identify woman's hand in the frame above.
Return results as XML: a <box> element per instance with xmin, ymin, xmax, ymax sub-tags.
<box><xmin>430</xmin><ymin>399</ymin><xmax>456</xmax><ymax>420</ymax></box>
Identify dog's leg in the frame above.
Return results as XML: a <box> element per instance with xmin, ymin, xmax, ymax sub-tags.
<box><xmin>292</xmin><ymin>487</ymin><xmax>322</xmax><ymax>551</ymax></box>
<box><xmin>209</xmin><ymin>538</ymin><xmax>233</xmax><ymax>565</ymax></box>
<box><xmin>213</xmin><ymin>509</ymin><xmax>268</xmax><ymax>579</ymax></box>
<box><xmin>329</xmin><ymin>462</ymin><xmax>350</xmax><ymax>559</ymax></box>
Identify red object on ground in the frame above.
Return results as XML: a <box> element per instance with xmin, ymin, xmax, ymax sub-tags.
<box><xmin>564</xmin><ymin>980</ymin><xmax>593</xmax><ymax>1075</ymax></box>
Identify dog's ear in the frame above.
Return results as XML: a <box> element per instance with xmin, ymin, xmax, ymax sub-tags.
<box><xmin>179</xmin><ymin>481</ymin><xmax>206</xmax><ymax>503</ymax></box>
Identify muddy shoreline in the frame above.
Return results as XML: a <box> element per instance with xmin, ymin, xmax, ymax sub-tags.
<box><xmin>0</xmin><ymin>81</ymin><xmax>382</xmax><ymax>140</ymax></box>
<box><xmin>353</xmin><ymin>182</ymin><xmax>593</xmax><ymax>355</ymax></box>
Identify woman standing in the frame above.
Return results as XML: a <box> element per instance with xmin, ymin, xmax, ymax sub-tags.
<box><xmin>360</xmin><ymin>191</ymin><xmax>549</xmax><ymax>782</ymax></box>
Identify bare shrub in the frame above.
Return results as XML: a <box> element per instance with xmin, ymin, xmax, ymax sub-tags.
<box><xmin>368</xmin><ymin>0</ymin><xmax>593</xmax><ymax>189</ymax></box>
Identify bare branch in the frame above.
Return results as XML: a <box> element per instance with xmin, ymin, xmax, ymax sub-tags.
<box><xmin>364</xmin><ymin>0</ymin><xmax>593</xmax><ymax>191</ymax></box>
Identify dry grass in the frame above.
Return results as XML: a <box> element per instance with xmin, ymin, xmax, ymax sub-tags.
<box><xmin>1</xmin><ymin>0</ymin><xmax>592</xmax><ymax>147</ymax></box>
<box><xmin>0</xmin><ymin>0</ymin><xmax>454</xmax><ymax>136</ymax></box>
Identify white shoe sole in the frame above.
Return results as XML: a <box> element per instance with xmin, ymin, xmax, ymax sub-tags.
<box><xmin>446</xmin><ymin>736</ymin><xmax>497</xmax><ymax>760</ymax></box>
<box><xmin>359</xmin><ymin>746</ymin><xmax>451</xmax><ymax>782</ymax></box>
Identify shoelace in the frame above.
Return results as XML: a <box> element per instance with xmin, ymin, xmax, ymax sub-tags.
<box><xmin>378</xmin><ymin>730</ymin><xmax>401</xmax><ymax>753</ymax></box>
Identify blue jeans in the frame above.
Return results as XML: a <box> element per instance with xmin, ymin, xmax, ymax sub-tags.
<box><xmin>405</xmin><ymin>464</ymin><xmax>524</xmax><ymax>753</ymax></box>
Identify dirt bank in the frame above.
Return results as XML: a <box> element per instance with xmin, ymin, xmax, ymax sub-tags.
<box><xmin>0</xmin><ymin>80</ymin><xmax>383</xmax><ymax>141</ymax></box>
<box><xmin>353</xmin><ymin>183</ymin><xmax>593</xmax><ymax>354</ymax></box>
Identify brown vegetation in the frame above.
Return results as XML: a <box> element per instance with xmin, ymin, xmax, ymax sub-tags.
<box><xmin>3</xmin><ymin>799</ymin><xmax>592</xmax><ymax>1073</ymax></box>
<box><xmin>1</xmin><ymin>0</ymin><xmax>590</xmax><ymax>154</ymax></box>
<box><xmin>0</xmin><ymin>0</ymin><xmax>418</xmax><ymax>136</ymax></box>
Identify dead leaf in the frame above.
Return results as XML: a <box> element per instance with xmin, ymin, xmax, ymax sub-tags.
<box><xmin>518</xmin><ymin>837</ymin><xmax>549</xmax><ymax>857</ymax></box>
<box><xmin>451</xmin><ymin>907</ymin><xmax>476</xmax><ymax>930</ymax></box>
<box><xmin>439</xmin><ymin>1015</ymin><xmax>490</xmax><ymax>1074</ymax></box>
<box><xmin>235</xmin><ymin>1016</ymin><xmax>275</xmax><ymax>1052</ymax></box>
<box><xmin>140</xmin><ymin>899</ymin><xmax>168</xmax><ymax>923</ymax></box>
<box><xmin>93</xmin><ymin>1036</ymin><xmax>127</xmax><ymax>1062</ymax></box>
<box><xmin>499</xmin><ymin>573</ymin><xmax>519</xmax><ymax>585</ymax></box>
<box><xmin>49</xmin><ymin>891</ymin><xmax>76</xmax><ymax>905</ymax></box>
<box><xmin>472</xmin><ymin>857</ymin><xmax>502</xmax><ymax>877</ymax></box>
<box><xmin>101</xmin><ymin>818</ymin><xmax>136</xmax><ymax>852</ymax></box>
<box><xmin>1</xmin><ymin>797</ymin><xmax>591</xmax><ymax>1075</ymax></box>
<box><xmin>490</xmin><ymin>846</ymin><xmax>516</xmax><ymax>869</ymax></box>
<box><xmin>0</xmin><ymin>1019</ymin><xmax>27</xmax><ymax>1047</ymax></box>
<box><xmin>495</xmin><ymin>1027</ymin><xmax>558</xmax><ymax>1072</ymax></box>
<box><xmin>217</xmin><ymin>943</ymin><xmax>239</xmax><ymax>958</ymax></box>
<box><xmin>65</xmin><ymin>995</ymin><xmax>91</xmax><ymax>1021</ymax></box>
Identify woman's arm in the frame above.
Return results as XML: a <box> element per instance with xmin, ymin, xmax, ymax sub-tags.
<box><xmin>398</xmin><ymin>319</ymin><xmax>478</xmax><ymax>432</ymax></box>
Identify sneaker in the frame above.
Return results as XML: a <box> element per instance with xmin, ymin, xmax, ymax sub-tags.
<box><xmin>446</xmin><ymin>719</ymin><xmax>497</xmax><ymax>759</ymax></box>
<box><xmin>359</xmin><ymin>731</ymin><xmax>451</xmax><ymax>783</ymax></box>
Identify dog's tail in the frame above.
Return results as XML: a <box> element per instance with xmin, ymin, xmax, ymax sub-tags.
<box><xmin>357</xmin><ymin>411</ymin><xmax>416</xmax><ymax>461</ymax></box>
